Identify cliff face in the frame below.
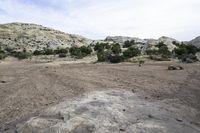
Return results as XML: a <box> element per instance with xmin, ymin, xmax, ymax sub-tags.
<box><xmin>188</xmin><ymin>36</ymin><xmax>200</xmax><ymax>48</ymax></box>
<box><xmin>0</xmin><ymin>22</ymin><xmax>199</xmax><ymax>53</ymax></box>
<box><xmin>104</xmin><ymin>36</ymin><xmax>179</xmax><ymax>52</ymax></box>
<box><xmin>0</xmin><ymin>23</ymin><xmax>92</xmax><ymax>52</ymax></box>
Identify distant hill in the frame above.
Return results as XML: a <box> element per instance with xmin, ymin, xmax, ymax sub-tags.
<box><xmin>104</xmin><ymin>36</ymin><xmax>179</xmax><ymax>52</ymax></box>
<box><xmin>0</xmin><ymin>22</ymin><xmax>199</xmax><ymax>53</ymax></box>
<box><xmin>188</xmin><ymin>36</ymin><xmax>200</xmax><ymax>48</ymax></box>
<box><xmin>0</xmin><ymin>23</ymin><xmax>92</xmax><ymax>52</ymax></box>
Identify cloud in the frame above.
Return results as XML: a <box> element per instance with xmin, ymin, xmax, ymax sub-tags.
<box><xmin>0</xmin><ymin>0</ymin><xmax>200</xmax><ymax>41</ymax></box>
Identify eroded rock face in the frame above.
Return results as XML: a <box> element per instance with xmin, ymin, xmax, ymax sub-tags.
<box><xmin>15</xmin><ymin>90</ymin><xmax>200</xmax><ymax>133</ymax></box>
<box><xmin>189</xmin><ymin>36</ymin><xmax>200</xmax><ymax>48</ymax></box>
<box><xmin>0</xmin><ymin>23</ymin><xmax>92</xmax><ymax>52</ymax></box>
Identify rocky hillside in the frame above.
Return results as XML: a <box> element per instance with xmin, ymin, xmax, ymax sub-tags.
<box><xmin>104</xmin><ymin>36</ymin><xmax>179</xmax><ymax>52</ymax></box>
<box><xmin>0</xmin><ymin>22</ymin><xmax>199</xmax><ymax>53</ymax></box>
<box><xmin>188</xmin><ymin>36</ymin><xmax>200</xmax><ymax>48</ymax></box>
<box><xmin>0</xmin><ymin>23</ymin><xmax>92</xmax><ymax>52</ymax></box>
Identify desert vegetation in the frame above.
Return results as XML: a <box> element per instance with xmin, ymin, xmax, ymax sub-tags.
<box><xmin>69</xmin><ymin>46</ymin><xmax>92</xmax><ymax>59</ymax></box>
<box><xmin>172</xmin><ymin>42</ymin><xmax>199</xmax><ymax>63</ymax></box>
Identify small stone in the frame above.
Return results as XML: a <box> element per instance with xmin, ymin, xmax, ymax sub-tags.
<box><xmin>176</xmin><ymin>118</ymin><xmax>183</xmax><ymax>122</ymax></box>
<box><xmin>148</xmin><ymin>114</ymin><xmax>153</xmax><ymax>118</ymax></box>
<box><xmin>120</xmin><ymin>128</ymin><xmax>125</xmax><ymax>131</ymax></box>
<box><xmin>1</xmin><ymin>81</ymin><xmax>6</xmax><ymax>83</ymax></box>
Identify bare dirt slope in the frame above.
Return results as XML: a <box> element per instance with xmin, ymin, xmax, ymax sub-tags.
<box><xmin>0</xmin><ymin>60</ymin><xmax>200</xmax><ymax>132</ymax></box>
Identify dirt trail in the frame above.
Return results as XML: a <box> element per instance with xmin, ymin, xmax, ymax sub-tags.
<box><xmin>0</xmin><ymin>61</ymin><xmax>200</xmax><ymax>132</ymax></box>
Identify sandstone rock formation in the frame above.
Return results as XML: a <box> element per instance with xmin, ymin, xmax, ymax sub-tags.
<box><xmin>15</xmin><ymin>90</ymin><xmax>200</xmax><ymax>133</ymax></box>
<box><xmin>0</xmin><ymin>23</ymin><xmax>92</xmax><ymax>52</ymax></box>
<box><xmin>188</xmin><ymin>36</ymin><xmax>200</xmax><ymax>48</ymax></box>
<box><xmin>0</xmin><ymin>22</ymin><xmax>199</xmax><ymax>54</ymax></box>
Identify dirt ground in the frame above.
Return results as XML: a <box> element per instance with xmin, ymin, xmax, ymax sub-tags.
<box><xmin>0</xmin><ymin>60</ymin><xmax>200</xmax><ymax>131</ymax></box>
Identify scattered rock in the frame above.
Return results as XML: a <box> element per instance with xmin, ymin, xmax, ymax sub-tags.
<box><xmin>120</xmin><ymin>128</ymin><xmax>125</xmax><ymax>132</ymax></box>
<box><xmin>168</xmin><ymin>65</ymin><xmax>184</xmax><ymax>70</ymax></box>
<box><xmin>0</xmin><ymin>81</ymin><xmax>6</xmax><ymax>83</ymax></box>
<box><xmin>176</xmin><ymin>118</ymin><xmax>183</xmax><ymax>122</ymax></box>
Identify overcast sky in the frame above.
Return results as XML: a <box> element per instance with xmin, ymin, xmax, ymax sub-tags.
<box><xmin>0</xmin><ymin>0</ymin><xmax>199</xmax><ymax>41</ymax></box>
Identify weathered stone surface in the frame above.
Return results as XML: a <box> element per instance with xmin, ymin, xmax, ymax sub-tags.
<box><xmin>16</xmin><ymin>90</ymin><xmax>200</xmax><ymax>133</ymax></box>
<box><xmin>0</xmin><ymin>23</ymin><xmax>92</xmax><ymax>52</ymax></box>
<box><xmin>188</xmin><ymin>36</ymin><xmax>200</xmax><ymax>48</ymax></box>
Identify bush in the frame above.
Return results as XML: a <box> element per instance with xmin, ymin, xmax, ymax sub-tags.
<box><xmin>111</xmin><ymin>43</ymin><xmax>121</xmax><ymax>54</ymax></box>
<box><xmin>146</xmin><ymin>49</ymin><xmax>159</xmax><ymax>55</ymax></box>
<box><xmin>14</xmin><ymin>52</ymin><xmax>32</xmax><ymax>60</ymax></box>
<box><xmin>69</xmin><ymin>46</ymin><xmax>92</xmax><ymax>59</ymax></box>
<box><xmin>173</xmin><ymin>47</ymin><xmax>187</xmax><ymax>57</ymax></box>
<box><xmin>109</xmin><ymin>54</ymin><xmax>124</xmax><ymax>63</ymax></box>
<box><xmin>123</xmin><ymin>47</ymin><xmax>140</xmax><ymax>58</ymax></box>
<box><xmin>156</xmin><ymin>42</ymin><xmax>165</xmax><ymax>48</ymax></box>
<box><xmin>181</xmin><ymin>54</ymin><xmax>198</xmax><ymax>63</ymax></box>
<box><xmin>158</xmin><ymin>45</ymin><xmax>171</xmax><ymax>57</ymax></box>
<box><xmin>5</xmin><ymin>47</ymin><xmax>14</xmax><ymax>53</ymax></box>
<box><xmin>123</xmin><ymin>40</ymin><xmax>135</xmax><ymax>48</ymax></box>
<box><xmin>173</xmin><ymin>44</ymin><xmax>198</xmax><ymax>61</ymax></box>
<box><xmin>54</xmin><ymin>48</ymin><xmax>68</xmax><ymax>54</ymax></box>
<box><xmin>186</xmin><ymin>45</ymin><xmax>198</xmax><ymax>55</ymax></box>
<box><xmin>149</xmin><ymin>55</ymin><xmax>171</xmax><ymax>61</ymax></box>
<box><xmin>97</xmin><ymin>50</ymin><xmax>110</xmax><ymax>62</ymax></box>
<box><xmin>94</xmin><ymin>43</ymin><xmax>110</xmax><ymax>52</ymax></box>
<box><xmin>79</xmin><ymin>46</ymin><xmax>92</xmax><ymax>56</ymax></box>
<box><xmin>43</xmin><ymin>48</ymin><xmax>54</xmax><ymax>55</ymax></box>
<box><xmin>147</xmin><ymin>43</ymin><xmax>171</xmax><ymax>58</ymax></box>
<box><xmin>69</xmin><ymin>47</ymin><xmax>82</xmax><ymax>58</ymax></box>
<box><xmin>33</xmin><ymin>50</ymin><xmax>44</xmax><ymax>55</ymax></box>
<box><xmin>172</xmin><ymin>41</ymin><xmax>180</xmax><ymax>46</ymax></box>
<box><xmin>58</xmin><ymin>53</ymin><xmax>67</xmax><ymax>58</ymax></box>
<box><xmin>0</xmin><ymin>53</ymin><xmax>7</xmax><ymax>60</ymax></box>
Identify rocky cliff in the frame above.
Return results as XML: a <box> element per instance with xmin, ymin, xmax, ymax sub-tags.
<box><xmin>0</xmin><ymin>23</ymin><xmax>92</xmax><ymax>52</ymax></box>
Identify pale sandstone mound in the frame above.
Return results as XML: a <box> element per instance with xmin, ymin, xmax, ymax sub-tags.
<box><xmin>0</xmin><ymin>23</ymin><xmax>92</xmax><ymax>52</ymax></box>
<box><xmin>188</xmin><ymin>36</ymin><xmax>200</xmax><ymax>48</ymax></box>
<box><xmin>16</xmin><ymin>90</ymin><xmax>200</xmax><ymax>133</ymax></box>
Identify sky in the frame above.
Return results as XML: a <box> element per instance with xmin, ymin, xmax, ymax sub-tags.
<box><xmin>0</xmin><ymin>0</ymin><xmax>200</xmax><ymax>41</ymax></box>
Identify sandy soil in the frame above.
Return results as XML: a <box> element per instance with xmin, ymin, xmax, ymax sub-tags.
<box><xmin>0</xmin><ymin>60</ymin><xmax>200</xmax><ymax>131</ymax></box>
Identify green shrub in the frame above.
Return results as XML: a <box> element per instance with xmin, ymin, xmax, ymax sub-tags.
<box><xmin>109</xmin><ymin>54</ymin><xmax>124</xmax><ymax>63</ymax></box>
<box><xmin>97</xmin><ymin>50</ymin><xmax>110</xmax><ymax>62</ymax></box>
<box><xmin>158</xmin><ymin>45</ymin><xmax>171</xmax><ymax>57</ymax></box>
<box><xmin>0</xmin><ymin>53</ymin><xmax>7</xmax><ymax>60</ymax></box>
<box><xmin>186</xmin><ymin>45</ymin><xmax>198</xmax><ymax>55</ymax></box>
<box><xmin>147</xmin><ymin>43</ymin><xmax>171</xmax><ymax>58</ymax></box>
<box><xmin>149</xmin><ymin>55</ymin><xmax>171</xmax><ymax>61</ymax></box>
<box><xmin>43</xmin><ymin>48</ymin><xmax>54</xmax><ymax>55</ymax></box>
<box><xmin>58</xmin><ymin>53</ymin><xmax>67</xmax><ymax>58</ymax></box>
<box><xmin>54</xmin><ymin>48</ymin><xmax>68</xmax><ymax>54</ymax></box>
<box><xmin>14</xmin><ymin>52</ymin><xmax>32</xmax><ymax>60</ymax></box>
<box><xmin>123</xmin><ymin>40</ymin><xmax>135</xmax><ymax>48</ymax></box>
<box><xmin>173</xmin><ymin>44</ymin><xmax>198</xmax><ymax>60</ymax></box>
<box><xmin>146</xmin><ymin>49</ymin><xmax>159</xmax><ymax>55</ymax></box>
<box><xmin>79</xmin><ymin>46</ymin><xmax>92</xmax><ymax>56</ymax></box>
<box><xmin>172</xmin><ymin>41</ymin><xmax>180</xmax><ymax>46</ymax></box>
<box><xmin>94</xmin><ymin>43</ymin><xmax>110</xmax><ymax>52</ymax></box>
<box><xmin>156</xmin><ymin>42</ymin><xmax>165</xmax><ymax>48</ymax></box>
<box><xmin>5</xmin><ymin>47</ymin><xmax>14</xmax><ymax>53</ymax></box>
<box><xmin>33</xmin><ymin>50</ymin><xmax>44</xmax><ymax>55</ymax></box>
<box><xmin>180</xmin><ymin>54</ymin><xmax>198</xmax><ymax>63</ymax></box>
<box><xmin>111</xmin><ymin>43</ymin><xmax>121</xmax><ymax>54</ymax></box>
<box><xmin>123</xmin><ymin>47</ymin><xmax>140</xmax><ymax>58</ymax></box>
<box><xmin>69</xmin><ymin>46</ymin><xmax>92</xmax><ymax>58</ymax></box>
<box><xmin>173</xmin><ymin>47</ymin><xmax>187</xmax><ymax>57</ymax></box>
<box><xmin>69</xmin><ymin>47</ymin><xmax>82</xmax><ymax>58</ymax></box>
